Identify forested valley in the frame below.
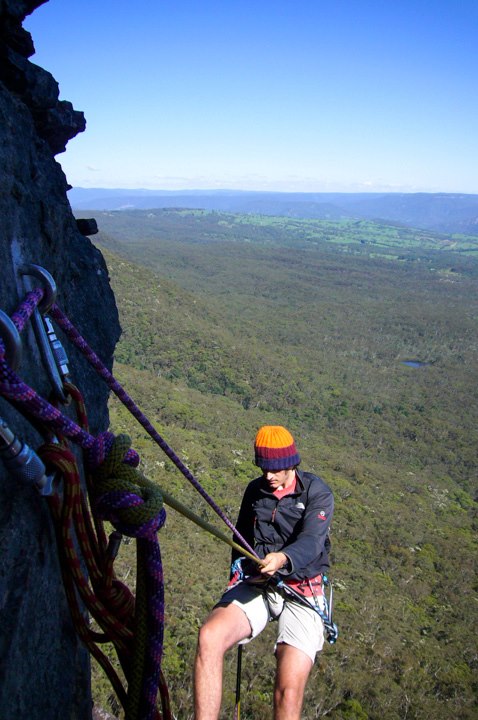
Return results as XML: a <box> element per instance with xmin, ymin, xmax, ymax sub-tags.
<box><xmin>79</xmin><ymin>209</ymin><xmax>477</xmax><ymax>720</ymax></box>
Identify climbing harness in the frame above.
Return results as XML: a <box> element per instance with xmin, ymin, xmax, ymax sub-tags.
<box><xmin>0</xmin><ymin>263</ymin><xmax>339</xmax><ymax>719</ymax></box>
<box><xmin>228</xmin><ymin>558</ymin><xmax>338</xmax><ymax>644</ymax></box>
<box><xmin>276</xmin><ymin>575</ymin><xmax>338</xmax><ymax>644</ymax></box>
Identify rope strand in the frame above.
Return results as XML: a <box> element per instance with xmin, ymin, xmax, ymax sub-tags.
<box><xmin>10</xmin><ymin>288</ymin><xmax>44</xmax><ymax>333</ymax></box>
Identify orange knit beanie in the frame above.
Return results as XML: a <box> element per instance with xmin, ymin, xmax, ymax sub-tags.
<box><xmin>254</xmin><ymin>425</ymin><xmax>301</xmax><ymax>470</ymax></box>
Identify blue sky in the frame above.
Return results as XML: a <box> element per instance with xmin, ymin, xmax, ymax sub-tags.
<box><xmin>25</xmin><ymin>1</ymin><xmax>477</xmax><ymax>193</ymax></box>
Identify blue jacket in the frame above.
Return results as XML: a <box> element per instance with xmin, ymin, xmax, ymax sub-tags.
<box><xmin>232</xmin><ymin>469</ymin><xmax>334</xmax><ymax>580</ymax></box>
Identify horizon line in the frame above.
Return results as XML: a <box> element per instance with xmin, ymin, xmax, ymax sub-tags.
<box><xmin>68</xmin><ymin>187</ymin><xmax>478</xmax><ymax>197</ymax></box>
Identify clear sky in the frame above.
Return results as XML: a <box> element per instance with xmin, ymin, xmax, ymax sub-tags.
<box><xmin>24</xmin><ymin>0</ymin><xmax>477</xmax><ymax>193</ymax></box>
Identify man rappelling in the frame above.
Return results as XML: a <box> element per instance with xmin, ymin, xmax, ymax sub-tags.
<box><xmin>193</xmin><ymin>425</ymin><xmax>335</xmax><ymax>720</ymax></box>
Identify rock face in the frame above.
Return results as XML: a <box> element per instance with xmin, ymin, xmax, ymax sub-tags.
<box><xmin>0</xmin><ymin>2</ymin><xmax>121</xmax><ymax>719</ymax></box>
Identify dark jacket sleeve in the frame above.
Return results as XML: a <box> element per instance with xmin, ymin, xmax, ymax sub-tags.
<box><xmin>231</xmin><ymin>481</ymin><xmax>256</xmax><ymax>565</ymax></box>
<box><xmin>283</xmin><ymin>477</ymin><xmax>334</xmax><ymax>575</ymax></box>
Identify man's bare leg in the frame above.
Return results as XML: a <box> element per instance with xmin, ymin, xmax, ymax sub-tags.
<box><xmin>274</xmin><ymin>643</ymin><xmax>313</xmax><ymax>720</ymax></box>
<box><xmin>194</xmin><ymin>603</ymin><xmax>252</xmax><ymax>720</ymax></box>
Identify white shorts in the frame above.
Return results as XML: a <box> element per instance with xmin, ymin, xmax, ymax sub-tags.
<box><xmin>216</xmin><ymin>581</ymin><xmax>325</xmax><ymax>663</ymax></box>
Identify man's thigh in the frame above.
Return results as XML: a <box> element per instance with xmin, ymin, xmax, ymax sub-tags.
<box><xmin>201</xmin><ymin>602</ymin><xmax>253</xmax><ymax>652</ymax></box>
<box><xmin>215</xmin><ymin>582</ymin><xmax>270</xmax><ymax>643</ymax></box>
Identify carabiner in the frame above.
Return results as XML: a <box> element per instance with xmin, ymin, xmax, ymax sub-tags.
<box><xmin>19</xmin><ymin>265</ymin><xmax>67</xmax><ymax>402</ymax></box>
<box><xmin>19</xmin><ymin>264</ymin><xmax>57</xmax><ymax>314</ymax></box>
<box><xmin>0</xmin><ymin>310</ymin><xmax>22</xmax><ymax>371</ymax></box>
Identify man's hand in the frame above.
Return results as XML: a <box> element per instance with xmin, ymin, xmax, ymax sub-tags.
<box><xmin>259</xmin><ymin>551</ymin><xmax>289</xmax><ymax>576</ymax></box>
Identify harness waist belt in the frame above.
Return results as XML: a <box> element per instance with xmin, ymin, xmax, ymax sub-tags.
<box><xmin>284</xmin><ymin>572</ymin><xmax>323</xmax><ymax>597</ymax></box>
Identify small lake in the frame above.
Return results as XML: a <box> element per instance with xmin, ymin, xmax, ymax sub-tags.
<box><xmin>401</xmin><ymin>360</ymin><xmax>429</xmax><ymax>368</ymax></box>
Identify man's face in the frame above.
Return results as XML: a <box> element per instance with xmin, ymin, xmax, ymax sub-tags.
<box><xmin>262</xmin><ymin>468</ymin><xmax>295</xmax><ymax>490</ymax></box>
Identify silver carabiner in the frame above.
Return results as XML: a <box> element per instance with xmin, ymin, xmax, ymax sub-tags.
<box><xmin>19</xmin><ymin>264</ymin><xmax>57</xmax><ymax>314</ymax></box>
<box><xmin>0</xmin><ymin>310</ymin><xmax>22</xmax><ymax>371</ymax></box>
<box><xmin>19</xmin><ymin>264</ymin><xmax>67</xmax><ymax>402</ymax></box>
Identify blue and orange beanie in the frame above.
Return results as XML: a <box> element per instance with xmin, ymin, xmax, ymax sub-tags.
<box><xmin>254</xmin><ymin>425</ymin><xmax>301</xmax><ymax>471</ymax></box>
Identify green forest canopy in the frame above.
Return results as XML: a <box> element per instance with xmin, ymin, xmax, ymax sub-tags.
<box><xmin>80</xmin><ymin>209</ymin><xmax>477</xmax><ymax>720</ymax></box>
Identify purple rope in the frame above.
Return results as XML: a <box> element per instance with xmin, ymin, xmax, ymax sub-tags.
<box><xmin>50</xmin><ymin>303</ymin><xmax>258</xmax><ymax>558</ymax></box>
<box><xmin>0</xmin><ymin>347</ymin><xmax>95</xmax><ymax>447</ymax></box>
<box><xmin>0</xmin><ymin>342</ymin><xmax>139</xmax><ymax>467</ymax></box>
<box><xmin>142</xmin><ymin>537</ymin><xmax>164</xmax><ymax>720</ymax></box>
<box><xmin>0</xmin><ymin>292</ymin><xmax>138</xmax><ymax>465</ymax></box>
<box><xmin>0</xmin><ymin>288</ymin><xmax>95</xmax><ymax>446</ymax></box>
<box><xmin>95</xmin><ymin>491</ymin><xmax>166</xmax><ymax>538</ymax></box>
<box><xmin>10</xmin><ymin>288</ymin><xmax>45</xmax><ymax>333</ymax></box>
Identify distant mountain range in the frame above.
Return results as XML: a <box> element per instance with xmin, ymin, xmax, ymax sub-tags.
<box><xmin>68</xmin><ymin>188</ymin><xmax>478</xmax><ymax>236</ymax></box>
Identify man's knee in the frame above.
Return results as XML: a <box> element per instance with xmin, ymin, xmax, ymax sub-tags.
<box><xmin>274</xmin><ymin>684</ymin><xmax>305</xmax><ymax>720</ymax></box>
<box><xmin>274</xmin><ymin>643</ymin><xmax>312</xmax><ymax>713</ymax></box>
<box><xmin>197</xmin><ymin>620</ymin><xmax>224</xmax><ymax>655</ymax></box>
<box><xmin>274</xmin><ymin>683</ymin><xmax>303</xmax><ymax>706</ymax></box>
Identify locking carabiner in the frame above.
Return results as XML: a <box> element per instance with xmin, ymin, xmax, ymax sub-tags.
<box><xmin>0</xmin><ymin>415</ymin><xmax>55</xmax><ymax>495</ymax></box>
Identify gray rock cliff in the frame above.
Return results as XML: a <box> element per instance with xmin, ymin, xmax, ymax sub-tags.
<box><xmin>0</xmin><ymin>2</ymin><xmax>121</xmax><ymax>718</ymax></box>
